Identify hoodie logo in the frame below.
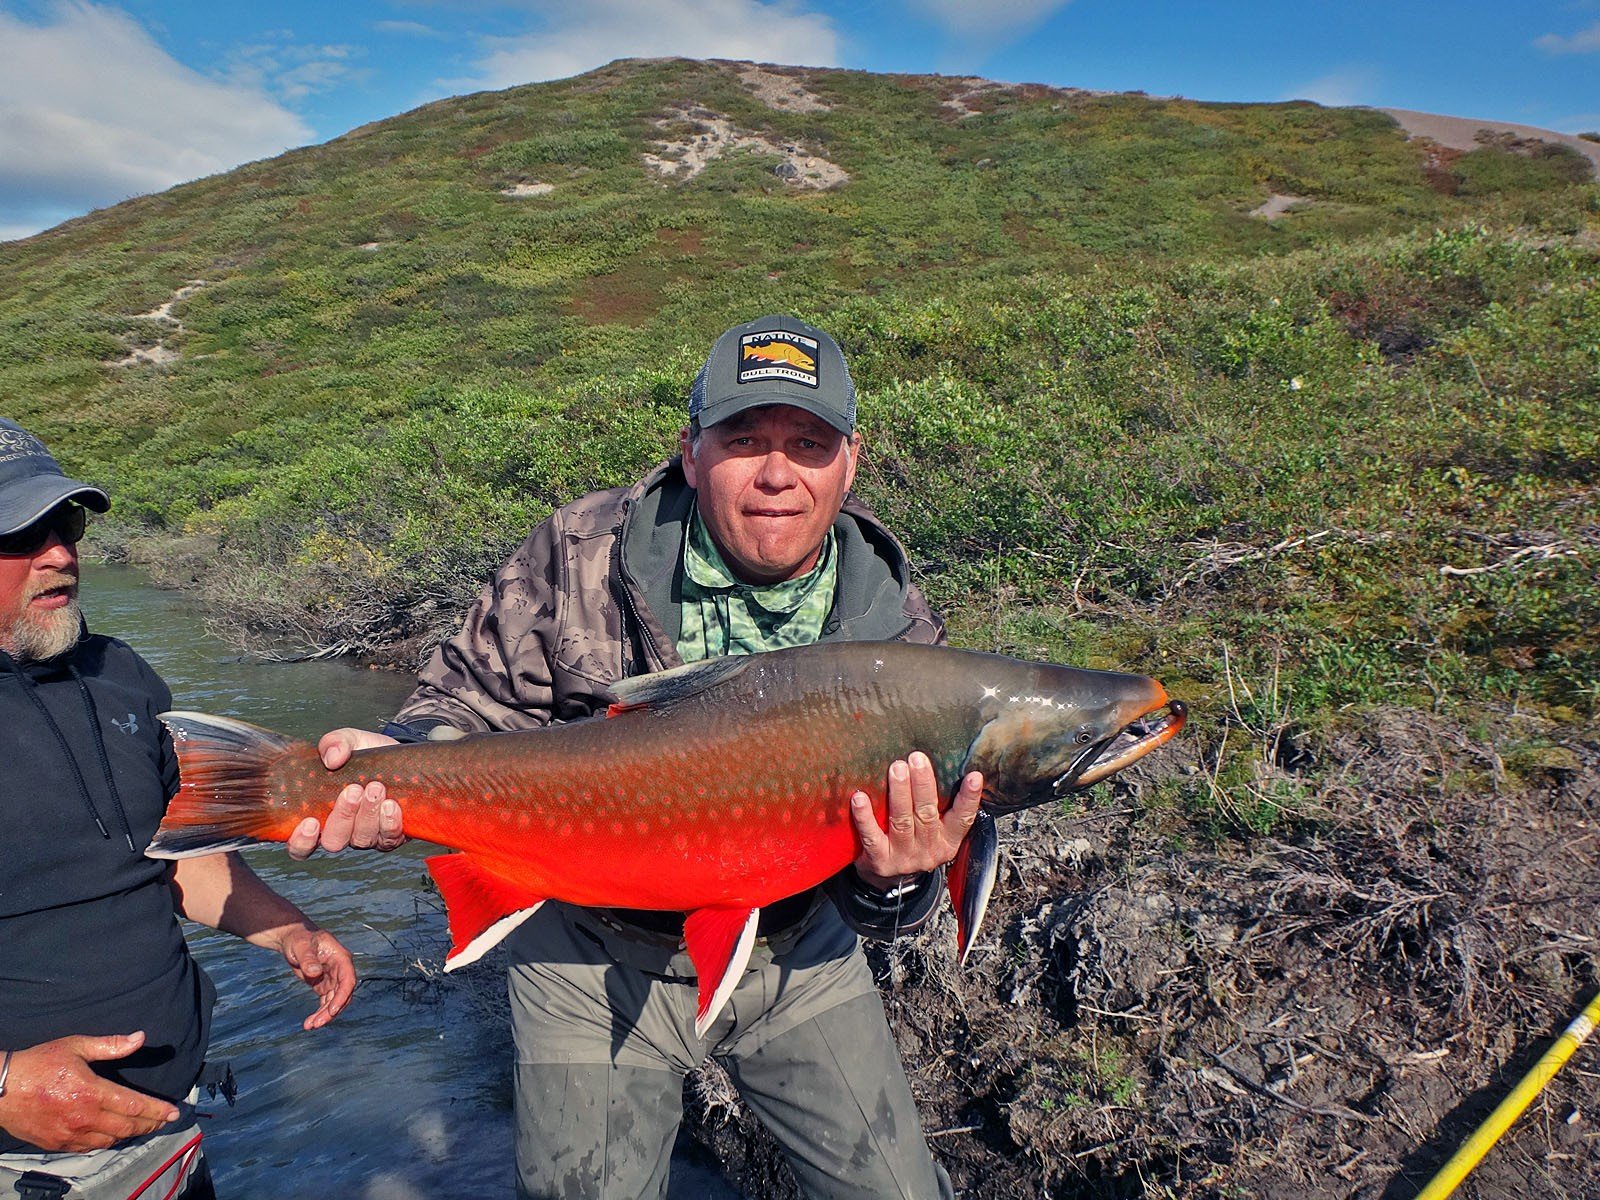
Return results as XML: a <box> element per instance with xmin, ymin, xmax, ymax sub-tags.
<box><xmin>738</xmin><ymin>331</ymin><xmax>820</xmax><ymax>388</ymax></box>
<box><xmin>112</xmin><ymin>713</ymin><xmax>139</xmax><ymax>735</ymax></box>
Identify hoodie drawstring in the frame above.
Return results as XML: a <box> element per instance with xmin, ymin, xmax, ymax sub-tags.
<box><xmin>15</xmin><ymin>665</ymin><xmax>137</xmax><ymax>852</ymax></box>
<box><xmin>70</xmin><ymin>662</ymin><xmax>137</xmax><ymax>852</ymax></box>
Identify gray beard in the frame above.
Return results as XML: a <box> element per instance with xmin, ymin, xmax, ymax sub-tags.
<box><xmin>6</xmin><ymin>599</ymin><xmax>83</xmax><ymax>663</ymax></box>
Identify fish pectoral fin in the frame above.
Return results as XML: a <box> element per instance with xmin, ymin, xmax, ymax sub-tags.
<box><xmin>427</xmin><ymin>853</ymin><xmax>548</xmax><ymax>971</ymax></box>
<box><xmin>683</xmin><ymin>906</ymin><xmax>759</xmax><ymax>1038</ymax></box>
<box><xmin>948</xmin><ymin>811</ymin><xmax>998</xmax><ymax>968</ymax></box>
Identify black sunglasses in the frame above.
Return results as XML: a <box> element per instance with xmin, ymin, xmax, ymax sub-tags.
<box><xmin>0</xmin><ymin>504</ymin><xmax>88</xmax><ymax>557</ymax></box>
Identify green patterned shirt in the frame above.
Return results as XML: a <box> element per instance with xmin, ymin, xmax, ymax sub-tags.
<box><xmin>677</xmin><ymin>506</ymin><xmax>838</xmax><ymax>662</ymax></box>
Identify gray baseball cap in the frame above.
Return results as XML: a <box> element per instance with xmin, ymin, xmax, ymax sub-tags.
<box><xmin>0</xmin><ymin>418</ymin><xmax>109</xmax><ymax>535</ymax></box>
<box><xmin>688</xmin><ymin>314</ymin><xmax>857</xmax><ymax>435</ymax></box>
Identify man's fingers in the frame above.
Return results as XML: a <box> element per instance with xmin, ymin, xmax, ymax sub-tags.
<box><xmin>849</xmin><ymin>793</ymin><xmax>885</xmax><ymax>846</ymax></box>
<box><xmin>945</xmin><ymin>771</ymin><xmax>983</xmax><ymax>832</ymax></box>
<box><xmin>70</xmin><ymin>1031</ymin><xmax>146</xmax><ymax>1063</ymax></box>
<box><xmin>907</xmin><ymin>752</ymin><xmax>942</xmax><ymax>825</ymax></box>
<box><xmin>377</xmin><ymin>799</ymin><xmax>405</xmax><ymax>849</ymax></box>
<box><xmin>348</xmin><ymin>783</ymin><xmax>386</xmax><ymax>848</ymax></box>
<box><xmin>296</xmin><ymin>931</ymin><xmax>358</xmax><ymax>1030</ymax></box>
<box><xmin>318</xmin><ymin>782</ymin><xmax>366</xmax><ymax>852</ymax></box>
<box><xmin>317</xmin><ymin>728</ymin><xmax>359</xmax><ymax>769</ymax></box>
<box><xmin>286</xmin><ymin>817</ymin><xmax>323</xmax><ymax>861</ymax></box>
<box><xmin>315</xmin><ymin>780</ymin><xmax>374</xmax><ymax>857</ymax></box>
<box><xmin>100</xmin><ymin>1084</ymin><xmax>180</xmax><ymax>1130</ymax></box>
<box><xmin>885</xmin><ymin>760</ymin><xmax>915</xmax><ymax>833</ymax></box>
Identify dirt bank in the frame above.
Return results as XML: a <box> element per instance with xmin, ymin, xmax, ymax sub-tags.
<box><xmin>683</xmin><ymin>705</ymin><xmax>1600</xmax><ymax>1198</ymax></box>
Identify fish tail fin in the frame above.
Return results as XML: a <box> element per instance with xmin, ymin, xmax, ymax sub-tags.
<box><xmin>427</xmin><ymin>853</ymin><xmax>547</xmax><ymax>971</ymax></box>
<box><xmin>683</xmin><ymin>906</ymin><xmax>759</xmax><ymax>1038</ymax></box>
<box><xmin>150</xmin><ymin>711</ymin><xmax>313</xmax><ymax>857</ymax></box>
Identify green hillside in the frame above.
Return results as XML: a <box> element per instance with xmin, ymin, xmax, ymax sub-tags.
<box><xmin>4</xmin><ymin>57</ymin><xmax>1598</xmax><ymax>1197</ymax></box>
<box><xmin>3</xmin><ymin>56</ymin><xmax>1595</xmax><ymax>715</ymax></box>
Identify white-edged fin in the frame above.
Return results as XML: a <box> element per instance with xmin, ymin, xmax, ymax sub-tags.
<box><xmin>443</xmin><ymin>902</ymin><xmax>544</xmax><ymax>971</ymax></box>
<box><xmin>426</xmin><ymin>852</ymin><xmax>550</xmax><ymax>971</ymax></box>
<box><xmin>949</xmin><ymin>811</ymin><xmax>999</xmax><ymax>968</ymax></box>
<box><xmin>683</xmin><ymin>906</ymin><xmax>760</xmax><ymax>1038</ymax></box>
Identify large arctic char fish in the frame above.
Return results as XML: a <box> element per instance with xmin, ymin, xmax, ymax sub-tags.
<box><xmin>150</xmin><ymin>642</ymin><xmax>1185</xmax><ymax>1034</ymax></box>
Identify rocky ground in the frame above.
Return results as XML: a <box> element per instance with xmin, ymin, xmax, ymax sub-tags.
<box><xmin>683</xmin><ymin>706</ymin><xmax>1600</xmax><ymax>1199</ymax></box>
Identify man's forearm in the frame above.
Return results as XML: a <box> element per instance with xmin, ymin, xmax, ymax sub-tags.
<box><xmin>168</xmin><ymin>853</ymin><xmax>316</xmax><ymax>947</ymax></box>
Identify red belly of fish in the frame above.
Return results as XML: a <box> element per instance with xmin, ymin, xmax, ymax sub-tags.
<box><xmin>287</xmin><ymin>702</ymin><xmax>891</xmax><ymax>912</ymax></box>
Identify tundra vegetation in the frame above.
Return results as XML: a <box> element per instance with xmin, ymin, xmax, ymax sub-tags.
<box><xmin>2</xmin><ymin>59</ymin><xmax>1596</xmax><ymax>1198</ymax></box>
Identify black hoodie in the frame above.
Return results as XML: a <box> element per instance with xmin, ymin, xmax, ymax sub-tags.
<box><xmin>0</xmin><ymin>631</ymin><xmax>214</xmax><ymax>1154</ymax></box>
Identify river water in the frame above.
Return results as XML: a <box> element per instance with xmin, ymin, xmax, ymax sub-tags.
<box><xmin>84</xmin><ymin>564</ymin><xmax>743</xmax><ymax>1199</ymax></box>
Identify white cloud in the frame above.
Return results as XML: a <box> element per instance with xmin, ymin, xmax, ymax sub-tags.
<box><xmin>902</xmin><ymin>0</ymin><xmax>1072</xmax><ymax>39</ymax></box>
<box><xmin>0</xmin><ymin>2</ymin><xmax>312</xmax><ymax>238</ymax></box>
<box><xmin>460</xmin><ymin>0</ymin><xmax>842</xmax><ymax>89</ymax></box>
<box><xmin>226</xmin><ymin>36</ymin><xmax>366</xmax><ymax>103</ymax></box>
<box><xmin>1286</xmin><ymin>69</ymin><xmax>1379</xmax><ymax>108</ymax></box>
<box><xmin>373</xmin><ymin>19</ymin><xmax>447</xmax><ymax>39</ymax></box>
<box><xmin>1534</xmin><ymin>22</ymin><xmax>1600</xmax><ymax>54</ymax></box>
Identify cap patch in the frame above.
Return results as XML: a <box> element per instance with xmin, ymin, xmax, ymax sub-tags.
<box><xmin>738</xmin><ymin>331</ymin><xmax>820</xmax><ymax>389</ymax></box>
<box><xmin>0</xmin><ymin>427</ymin><xmax>52</xmax><ymax>469</ymax></box>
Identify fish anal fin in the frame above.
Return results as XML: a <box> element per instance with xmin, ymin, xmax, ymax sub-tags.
<box><xmin>426</xmin><ymin>853</ymin><xmax>547</xmax><ymax>971</ymax></box>
<box><xmin>683</xmin><ymin>906</ymin><xmax>759</xmax><ymax>1038</ymax></box>
<box><xmin>948</xmin><ymin>811</ymin><xmax>998</xmax><ymax>968</ymax></box>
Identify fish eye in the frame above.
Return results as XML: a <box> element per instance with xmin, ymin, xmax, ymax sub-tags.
<box><xmin>1074</xmin><ymin>726</ymin><xmax>1095</xmax><ymax>745</ymax></box>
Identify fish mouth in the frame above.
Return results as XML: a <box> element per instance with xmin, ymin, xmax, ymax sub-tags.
<box><xmin>1057</xmin><ymin>699</ymin><xmax>1188</xmax><ymax>792</ymax></box>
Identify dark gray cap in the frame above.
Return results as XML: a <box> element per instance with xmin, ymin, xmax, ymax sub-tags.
<box><xmin>0</xmin><ymin>418</ymin><xmax>109</xmax><ymax>535</ymax></box>
<box><xmin>688</xmin><ymin>314</ymin><xmax>856</xmax><ymax>435</ymax></box>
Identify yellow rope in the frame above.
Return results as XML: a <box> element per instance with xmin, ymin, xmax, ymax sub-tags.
<box><xmin>1415</xmin><ymin>988</ymin><xmax>1600</xmax><ymax>1200</ymax></box>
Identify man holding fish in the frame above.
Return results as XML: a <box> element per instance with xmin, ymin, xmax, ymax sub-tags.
<box><xmin>299</xmin><ymin>316</ymin><xmax>985</xmax><ymax>1199</ymax></box>
<box><xmin>0</xmin><ymin>419</ymin><xmax>356</xmax><ymax>1198</ymax></box>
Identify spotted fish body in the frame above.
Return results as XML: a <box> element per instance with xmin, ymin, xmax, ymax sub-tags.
<box><xmin>742</xmin><ymin>341</ymin><xmax>816</xmax><ymax>371</ymax></box>
<box><xmin>150</xmin><ymin>642</ymin><xmax>1184</xmax><ymax>1034</ymax></box>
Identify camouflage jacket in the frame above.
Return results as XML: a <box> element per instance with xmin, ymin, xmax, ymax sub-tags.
<box><xmin>391</xmin><ymin>457</ymin><xmax>948</xmax><ymax>938</ymax></box>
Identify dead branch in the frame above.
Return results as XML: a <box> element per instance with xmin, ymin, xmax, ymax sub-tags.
<box><xmin>1440</xmin><ymin>540</ymin><xmax>1585</xmax><ymax>577</ymax></box>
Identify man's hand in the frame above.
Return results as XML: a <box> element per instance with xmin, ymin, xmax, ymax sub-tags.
<box><xmin>0</xmin><ymin>1033</ymin><xmax>180</xmax><ymax>1153</ymax></box>
<box><xmin>850</xmin><ymin>752</ymin><xmax>983</xmax><ymax>890</ymax></box>
<box><xmin>275</xmin><ymin>926</ymin><xmax>358</xmax><ymax>1030</ymax></box>
<box><xmin>286</xmin><ymin>728</ymin><xmax>403</xmax><ymax>859</ymax></box>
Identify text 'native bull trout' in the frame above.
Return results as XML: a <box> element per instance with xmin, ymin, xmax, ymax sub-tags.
<box><xmin>149</xmin><ymin>642</ymin><xmax>1186</xmax><ymax>1035</ymax></box>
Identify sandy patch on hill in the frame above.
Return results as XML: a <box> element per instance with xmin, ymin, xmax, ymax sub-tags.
<box><xmin>1251</xmin><ymin>193</ymin><xmax>1310</xmax><ymax>220</ymax></box>
<box><xmin>111</xmin><ymin>279</ymin><xmax>208</xmax><ymax>368</ymax></box>
<box><xmin>643</xmin><ymin>104</ymin><xmax>848</xmax><ymax>189</ymax></box>
<box><xmin>734</xmin><ymin>63</ymin><xmax>830</xmax><ymax>114</ymax></box>
<box><xmin>1379</xmin><ymin>108</ymin><xmax>1600</xmax><ymax>174</ymax></box>
<box><xmin>941</xmin><ymin>77</ymin><xmax>1012</xmax><ymax>118</ymax></box>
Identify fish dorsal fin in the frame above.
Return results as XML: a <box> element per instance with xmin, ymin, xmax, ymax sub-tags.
<box><xmin>683</xmin><ymin>906</ymin><xmax>759</xmax><ymax>1038</ymax></box>
<box><xmin>427</xmin><ymin>853</ymin><xmax>548</xmax><ymax>971</ymax></box>
<box><xmin>605</xmin><ymin>656</ymin><xmax>753</xmax><ymax>714</ymax></box>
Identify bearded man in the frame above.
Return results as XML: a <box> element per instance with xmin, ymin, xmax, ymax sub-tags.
<box><xmin>0</xmin><ymin>418</ymin><xmax>356</xmax><ymax>1199</ymax></box>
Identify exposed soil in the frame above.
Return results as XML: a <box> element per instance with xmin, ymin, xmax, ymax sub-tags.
<box><xmin>110</xmin><ymin>278</ymin><xmax>208</xmax><ymax>367</ymax></box>
<box><xmin>1378</xmin><ymin>109</ymin><xmax>1600</xmax><ymax>176</ymax></box>
<box><xmin>643</xmin><ymin>103</ymin><xmax>849</xmax><ymax>189</ymax></box>
<box><xmin>1250</xmin><ymin>194</ymin><xmax>1310</xmax><ymax>221</ymax></box>
<box><xmin>734</xmin><ymin>63</ymin><xmax>832</xmax><ymax>115</ymax></box>
<box><xmin>682</xmin><ymin>706</ymin><xmax>1600</xmax><ymax>1198</ymax></box>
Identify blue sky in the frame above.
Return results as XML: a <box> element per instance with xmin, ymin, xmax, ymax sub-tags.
<box><xmin>2</xmin><ymin>0</ymin><xmax>1597</xmax><ymax>241</ymax></box>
